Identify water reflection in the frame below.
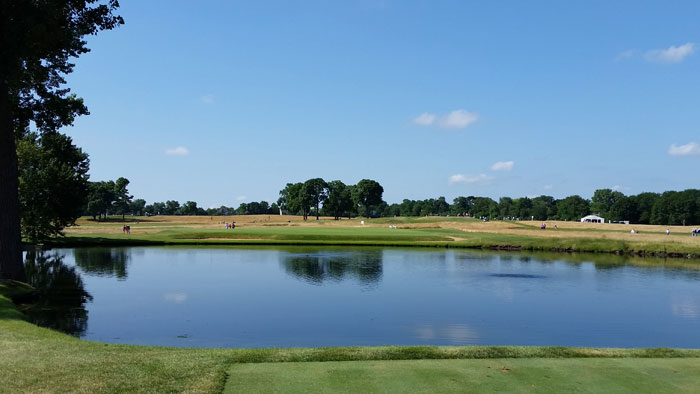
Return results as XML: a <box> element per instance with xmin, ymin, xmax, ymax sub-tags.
<box><xmin>73</xmin><ymin>248</ymin><xmax>130</xmax><ymax>279</ymax></box>
<box><xmin>413</xmin><ymin>323</ymin><xmax>479</xmax><ymax>345</ymax></box>
<box><xmin>23</xmin><ymin>251</ymin><xmax>92</xmax><ymax>337</ymax></box>
<box><xmin>282</xmin><ymin>251</ymin><xmax>383</xmax><ymax>286</ymax></box>
<box><xmin>32</xmin><ymin>246</ymin><xmax>700</xmax><ymax>348</ymax></box>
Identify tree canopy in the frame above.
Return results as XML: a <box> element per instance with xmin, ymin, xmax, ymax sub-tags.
<box><xmin>351</xmin><ymin>179</ymin><xmax>384</xmax><ymax>218</ymax></box>
<box><xmin>17</xmin><ymin>131</ymin><xmax>90</xmax><ymax>242</ymax></box>
<box><xmin>1</xmin><ymin>1</ymin><xmax>123</xmax><ymax>281</ymax></box>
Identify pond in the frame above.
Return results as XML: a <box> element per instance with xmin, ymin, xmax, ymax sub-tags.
<box><xmin>22</xmin><ymin>246</ymin><xmax>700</xmax><ymax>348</ymax></box>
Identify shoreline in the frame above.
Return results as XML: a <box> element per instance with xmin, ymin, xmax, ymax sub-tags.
<box><xmin>39</xmin><ymin>236</ymin><xmax>700</xmax><ymax>260</ymax></box>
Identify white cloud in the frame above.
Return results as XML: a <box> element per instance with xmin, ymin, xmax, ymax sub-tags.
<box><xmin>669</xmin><ymin>142</ymin><xmax>700</xmax><ymax>156</ymax></box>
<box><xmin>612</xmin><ymin>185</ymin><xmax>622</xmax><ymax>191</ymax></box>
<box><xmin>413</xmin><ymin>112</ymin><xmax>436</xmax><ymax>126</ymax></box>
<box><xmin>440</xmin><ymin>109</ymin><xmax>479</xmax><ymax>129</ymax></box>
<box><xmin>448</xmin><ymin>173</ymin><xmax>492</xmax><ymax>184</ymax></box>
<box><xmin>413</xmin><ymin>109</ymin><xmax>479</xmax><ymax>129</ymax></box>
<box><xmin>645</xmin><ymin>43</ymin><xmax>695</xmax><ymax>64</ymax></box>
<box><xmin>201</xmin><ymin>94</ymin><xmax>215</xmax><ymax>104</ymax></box>
<box><xmin>236</xmin><ymin>195</ymin><xmax>247</xmax><ymax>201</ymax></box>
<box><xmin>165</xmin><ymin>146</ymin><xmax>189</xmax><ymax>156</ymax></box>
<box><xmin>615</xmin><ymin>49</ymin><xmax>637</xmax><ymax>62</ymax></box>
<box><xmin>490</xmin><ymin>161</ymin><xmax>514</xmax><ymax>171</ymax></box>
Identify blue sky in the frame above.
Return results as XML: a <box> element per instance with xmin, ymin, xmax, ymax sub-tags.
<box><xmin>63</xmin><ymin>1</ymin><xmax>700</xmax><ymax>208</ymax></box>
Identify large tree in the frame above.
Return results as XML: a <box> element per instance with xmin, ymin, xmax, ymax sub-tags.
<box><xmin>324</xmin><ymin>180</ymin><xmax>353</xmax><ymax>220</ymax></box>
<box><xmin>1</xmin><ymin>1</ymin><xmax>122</xmax><ymax>281</ymax></box>
<box><xmin>303</xmin><ymin>178</ymin><xmax>328</xmax><ymax>221</ymax></box>
<box><xmin>17</xmin><ymin>131</ymin><xmax>90</xmax><ymax>242</ymax></box>
<box><xmin>278</xmin><ymin>182</ymin><xmax>308</xmax><ymax>218</ymax></box>
<box><xmin>112</xmin><ymin>177</ymin><xmax>132</xmax><ymax>220</ymax></box>
<box><xmin>351</xmin><ymin>179</ymin><xmax>384</xmax><ymax>218</ymax></box>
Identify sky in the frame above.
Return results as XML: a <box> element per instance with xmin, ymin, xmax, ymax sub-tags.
<box><xmin>62</xmin><ymin>0</ymin><xmax>700</xmax><ymax>208</ymax></box>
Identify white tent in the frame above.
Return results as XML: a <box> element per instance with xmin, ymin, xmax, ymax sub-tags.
<box><xmin>580</xmin><ymin>215</ymin><xmax>605</xmax><ymax>223</ymax></box>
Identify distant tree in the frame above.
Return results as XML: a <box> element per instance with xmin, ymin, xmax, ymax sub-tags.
<box><xmin>86</xmin><ymin>181</ymin><xmax>115</xmax><ymax>220</ymax></box>
<box><xmin>145</xmin><ymin>201</ymin><xmax>166</xmax><ymax>216</ymax></box>
<box><xmin>590</xmin><ymin>189</ymin><xmax>624</xmax><ymax>218</ymax></box>
<box><xmin>531</xmin><ymin>196</ymin><xmax>556</xmax><ymax>220</ymax></box>
<box><xmin>651</xmin><ymin>189</ymin><xmax>700</xmax><ymax>225</ymax></box>
<box><xmin>351</xmin><ymin>179</ymin><xmax>384</xmax><ymax>218</ymax></box>
<box><xmin>608</xmin><ymin>196</ymin><xmax>637</xmax><ymax>222</ymax></box>
<box><xmin>498</xmin><ymin>197</ymin><xmax>515</xmax><ymax>218</ymax></box>
<box><xmin>451</xmin><ymin>196</ymin><xmax>475</xmax><ymax>216</ymax></box>
<box><xmin>633</xmin><ymin>192</ymin><xmax>660</xmax><ymax>224</ymax></box>
<box><xmin>513</xmin><ymin>197</ymin><xmax>533</xmax><ymax>219</ymax></box>
<box><xmin>278</xmin><ymin>182</ymin><xmax>309</xmax><ymax>218</ymax></box>
<box><xmin>180</xmin><ymin>201</ymin><xmax>199</xmax><ymax>215</ymax></box>
<box><xmin>556</xmin><ymin>195</ymin><xmax>590</xmax><ymax>221</ymax></box>
<box><xmin>324</xmin><ymin>180</ymin><xmax>354</xmax><ymax>219</ymax></box>
<box><xmin>112</xmin><ymin>177</ymin><xmax>132</xmax><ymax>220</ymax></box>
<box><xmin>164</xmin><ymin>200</ymin><xmax>180</xmax><ymax>215</ymax></box>
<box><xmin>433</xmin><ymin>197</ymin><xmax>450</xmax><ymax>216</ymax></box>
<box><xmin>470</xmin><ymin>197</ymin><xmax>497</xmax><ymax>219</ymax></box>
<box><xmin>17</xmin><ymin>131</ymin><xmax>89</xmax><ymax>242</ymax></box>
<box><xmin>128</xmin><ymin>199</ymin><xmax>146</xmax><ymax>216</ymax></box>
<box><xmin>304</xmin><ymin>178</ymin><xmax>329</xmax><ymax>220</ymax></box>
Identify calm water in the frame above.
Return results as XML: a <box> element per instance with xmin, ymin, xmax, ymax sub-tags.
<box><xmin>23</xmin><ymin>247</ymin><xmax>700</xmax><ymax>348</ymax></box>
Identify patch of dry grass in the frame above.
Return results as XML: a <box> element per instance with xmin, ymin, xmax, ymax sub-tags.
<box><xmin>65</xmin><ymin>215</ymin><xmax>700</xmax><ymax>248</ymax></box>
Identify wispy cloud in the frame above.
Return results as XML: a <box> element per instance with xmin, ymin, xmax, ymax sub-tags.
<box><xmin>440</xmin><ymin>110</ymin><xmax>479</xmax><ymax>129</ymax></box>
<box><xmin>165</xmin><ymin>146</ymin><xmax>189</xmax><ymax>156</ymax></box>
<box><xmin>201</xmin><ymin>94</ymin><xmax>215</xmax><ymax>104</ymax></box>
<box><xmin>413</xmin><ymin>112</ymin><xmax>436</xmax><ymax>126</ymax></box>
<box><xmin>645</xmin><ymin>43</ymin><xmax>695</xmax><ymax>64</ymax></box>
<box><xmin>615</xmin><ymin>49</ymin><xmax>637</xmax><ymax>62</ymax></box>
<box><xmin>236</xmin><ymin>195</ymin><xmax>247</xmax><ymax>201</ymax></box>
<box><xmin>490</xmin><ymin>161</ymin><xmax>514</xmax><ymax>171</ymax></box>
<box><xmin>669</xmin><ymin>142</ymin><xmax>700</xmax><ymax>156</ymax></box>
<box><xmin>413</xmin><ymin>109</ymin><xmax>479</xmax><ymax>129</ymax></box>
<box><xmin>448</xmin><ymin>174</ymin><xmax>492</xmax><ymax>184</ymax></box>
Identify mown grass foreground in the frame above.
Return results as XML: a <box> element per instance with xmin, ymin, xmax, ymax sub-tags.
<box><xmin>3</xmin><ymin>281</ymin><xmax>700</xmax><ymax>393</ymax></box>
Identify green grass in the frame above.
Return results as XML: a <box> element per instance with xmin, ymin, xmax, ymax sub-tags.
<box><xmin>225</xmin><ymin>358</ymin><xmax>700</xmax><ymax>394</ymax></box>
<box><xmin>51</xmin><ymin>225</ymin><xmax>700</xmax><ymax>259</ymax></box>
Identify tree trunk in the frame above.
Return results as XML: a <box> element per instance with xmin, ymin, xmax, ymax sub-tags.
<box><xmin>0</xmin><ymin>79</ymin><xmax>27</xmax><ymax>282</ymax></box>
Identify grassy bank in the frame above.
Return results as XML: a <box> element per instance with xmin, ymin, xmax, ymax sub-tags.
<box><xmin>3</xmin><ymin>281</ymin><xmax>700</xmax><ymax>393</ymax></box>
<box><xmin>51</xmin><ymin>216</ymin><xmax>700</xmax><ymax>258</ymax></box>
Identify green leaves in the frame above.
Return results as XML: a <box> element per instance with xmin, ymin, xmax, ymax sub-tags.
<box><xmin>18</xmin><ymin>131</ymin><xmax>89</xmax><ymax>242</ymax></box>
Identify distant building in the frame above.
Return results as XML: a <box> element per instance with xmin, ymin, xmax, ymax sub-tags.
<box><xmin>580</xmin><ymin>214</ymin><xmax>605</xmax><ymax>223</ymax></box>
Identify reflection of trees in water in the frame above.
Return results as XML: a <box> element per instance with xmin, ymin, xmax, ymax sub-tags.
<box><xmin>282</xmin><ymin>251</ymin><xmax>383</xmax><ymax>286</ymax></box>
<box><xmin>23</xmin><ymin>251</ymin><xmax>92</xmax><ymax>337</ymax></box>
<box><xmin>73</xmin><ymin>247</ymin><xmax>130</xmax><ymax>279</ymax></box>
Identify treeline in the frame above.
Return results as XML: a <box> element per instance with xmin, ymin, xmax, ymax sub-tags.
<box><xmin>83</xmin><ymin>176</ymin><xmax>700</xmax><ymax>226</ymax></box>
<box><xmin>375</xmin><ymin>188</ymin><xmax>700</xmax><ymax>226</ymax></box>
<box><xmin>83</xmin><ymin>178</ymin><xmax>281</xmax><ymax>219</ymax></box>
<box><xmin>277</xmin><ymin>178</ymin><xmax>384</xmax><ymax>220</ymax></box>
